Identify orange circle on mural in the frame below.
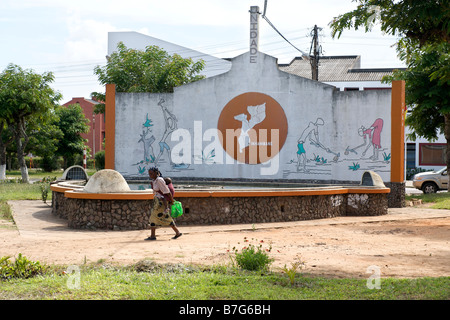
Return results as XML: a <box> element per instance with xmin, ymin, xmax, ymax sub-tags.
<box><xmin>217</xmin><ymin>92</ymin><xmax>288</xmax><ymax>164</ymax></box>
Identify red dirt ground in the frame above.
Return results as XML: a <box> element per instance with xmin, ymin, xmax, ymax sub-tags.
<box><xmin>1</xmin><ymin>200</ymin><xmax>449</xmax><ymax>278</ymax></box>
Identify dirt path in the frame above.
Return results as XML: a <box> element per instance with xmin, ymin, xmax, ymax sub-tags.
<box><xmin>1</xmin><ymin>200</ymin><xmax>449</xmax><ymax>278</ymax></box>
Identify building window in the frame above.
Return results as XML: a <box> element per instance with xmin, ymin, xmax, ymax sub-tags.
<box><xmin>406</xmin><ymin>143</ymin><xmax>416</xmax><ymax>169</ymax></box>
<box><xmin>344</xmin><ymin>87</ymin><xmax>359</xmax><ymax>91</ymax></box>
<box><xmin>419</xmin><ymin>143</ymin><xmax>446</xmax><ymax>166</ymax></box>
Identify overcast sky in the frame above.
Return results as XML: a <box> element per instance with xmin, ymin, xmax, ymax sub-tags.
<box><xmin>0</xmin><ymin>0</ymin><xmax>405</xmax><ymax>102</ymax></box>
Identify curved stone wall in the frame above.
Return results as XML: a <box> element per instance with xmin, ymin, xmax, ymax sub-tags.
<box><xmin>66</xmin><ymin>198</ymin><xmax>152</xmax><ymax>230</ymax></box>
<box><xmin>51</xmin><ymin>184</ymin><xmax>389</xmax><ymax>230</ymax></box>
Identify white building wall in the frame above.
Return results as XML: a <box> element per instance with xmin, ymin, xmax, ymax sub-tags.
<box><xmin>108</xmin><ymin>31</ymin><xmax>440</xmax><ymax>176</ymax></box>
<box><xmin>108</xmin><ymin>31</ymin><xmax>231</xmax><ymax>78</ymax></box>
<box><xmin>405</xmin><ymin>126</ymin><xmax>446</xmax><ymax>172</ymax></box>
<box><xmin>114</xmin><ymin>52</ymin><xmax>393</xmax><ymax>183</ymax></box>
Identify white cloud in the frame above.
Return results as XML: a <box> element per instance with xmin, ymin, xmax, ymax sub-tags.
<box><xmin>62</xmin><ymin>13</ymin><xmax>115</xmax><ymax>62</ymax></box>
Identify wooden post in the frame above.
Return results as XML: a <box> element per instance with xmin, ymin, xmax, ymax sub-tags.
<box><xmin>390</xmin><ymin>80</ymin><xmax>406</xmax><ymax>183</ymax></box>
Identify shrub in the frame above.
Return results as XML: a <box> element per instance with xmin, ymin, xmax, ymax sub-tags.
<box><xmin>0</xmin><ymin>254</ymin><xmax>47</xmax><ymax>281</ymax></box>
<box><xmin>230</xmin><ymin>238</ymin><xmax>274</xmax><ymax>271</ymax></box>
<box><xmin>39</xmin><ymin>184</ymin><xmax>50</xmax><ymax>204</ymax></box>
<box><xmin>41</xmin><ymin>155</ymin><xmax>59</xmax><ymax>172</ymax></box>
<box><xmin>281</xmin><ymin>256</ymin><xmax>305</xmax><ymax>286</ymax></box>
<box><xmin>95</xmin><ymin>150</ymin><xmax>105</xmax><ymax>170</ymax></box>
<box><xmin>36</xmin><ymin>176</ymin><xmax>56</xmax><ymax>205</ymax></box>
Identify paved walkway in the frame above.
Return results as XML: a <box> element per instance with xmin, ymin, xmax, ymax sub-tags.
<box><xmin>8</xmin><ymin>200</ymin><xmax>450</xmax><ymax>240</ymax></box>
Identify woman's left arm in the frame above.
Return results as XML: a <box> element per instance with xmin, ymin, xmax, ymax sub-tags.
<box><xmin>165</xmin><ymin>192</ymin><xmax>174</xmax><ymax>206</ymax></box>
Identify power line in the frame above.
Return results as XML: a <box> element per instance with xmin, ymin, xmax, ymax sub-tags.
<box><xmin>9</xmin><ymin>32</ymin><xmax>394</xmax><ymax>76</ymax></box>
<box><xmin>261</xmin><ymin>0</ymin><xmax>309</xmax><ymax>60</ymax></box>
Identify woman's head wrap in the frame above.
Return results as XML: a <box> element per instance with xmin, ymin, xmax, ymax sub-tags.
<box><xmin>148</xmin><ymin>167</ymin><xmax>162</xmax><ymax>177</ymax></box>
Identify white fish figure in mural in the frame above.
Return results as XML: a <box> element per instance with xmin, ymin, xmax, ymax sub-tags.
<box><xmin>234</xmin><ymin>103</ymin><xmax>266</xmax><ymax>153</ymax></box>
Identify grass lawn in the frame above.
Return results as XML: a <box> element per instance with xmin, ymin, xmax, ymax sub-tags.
<box><xmin>1</xmin><ymin>262</ymin><xmax>449</xmax><ymax>300</ymax></box>
<box><xmin>0</xmin><ymin>176</ymin><xmax>449</xmax><ymax>300</ymax></box>
<box><xmin>406</xmin><ymin>192</ymin><xmax>450</xmax><ymax>209</ymax></box>
<box><xmin>0</xmin><ymin>169</ymin><xmax>95</xmax><ymax>221</ymax></box>
<box><xmin>4</xmin><ymin>168</ymin><xmax>96</xmax><ymax>181</ymax></box>
<box><xmin>0</xmin><ymin>182</ymin><xmax>45</xmax><ymax>222</ymax></box>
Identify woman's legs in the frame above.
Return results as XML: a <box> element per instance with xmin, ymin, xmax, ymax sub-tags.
<box><xmin>145</xmin><ymin>227</ymin><xmax>157</xmax><ymax>240</ymax></box>
<box><xmin>171</xmin><ymin>224</ymin><xmax>182</xmax><ymax>239</ymax></box>
<box><xmin>146</xmin><ymin>196</ymin><xmax>182</xmax><ymax>240</ymax></box>
<box><xmin>147</xmin><ymin>225</ymin><xmax>181</xmax><ymax>240</ymax></box>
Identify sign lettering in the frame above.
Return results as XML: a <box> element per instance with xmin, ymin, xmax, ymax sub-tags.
<box><xmin>249</xmin><ymin>6</ymin><xmax>259</xmax><ymax>63</ymax></box>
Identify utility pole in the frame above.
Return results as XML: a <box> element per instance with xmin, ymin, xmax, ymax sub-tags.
<box><xmin>310</xmin><ymin>25</ymin><xmax>321</xmax><ymax>81</ymax></box>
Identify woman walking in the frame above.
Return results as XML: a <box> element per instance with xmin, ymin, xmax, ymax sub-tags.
<box><xmin>145</xmin><ymin>167</ymin><xmax>182</xmax><ymax>240</ymax></box>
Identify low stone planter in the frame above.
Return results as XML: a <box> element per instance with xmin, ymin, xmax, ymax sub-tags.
<box><xmin>51</xmin><ymin>184</ymin><xmax>389</xmax><ymax>230</ymax></box>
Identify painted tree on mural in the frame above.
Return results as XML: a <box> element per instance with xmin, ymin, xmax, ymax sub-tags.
<box><xmin>330</xmin><ymin>0</ymin><xmax>450</xmax><ymax>190</ymax></box>
<box><xmin>92</xmin><ymin>42</ymin><xmax>206</xmax><ymax>114</ymax></box>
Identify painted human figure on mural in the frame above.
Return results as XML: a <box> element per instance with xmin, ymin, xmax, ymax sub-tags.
<box><xmin>155</xmin><ymin>98</ymin><xmax>178</xmax><ymax>165</ymax></box>
<box><xmin>345</xmin><ymin>118</ymin><xmax>384</xmax><ymax>161</ymax></box>
<box><xmin>296</xmin><ymin>118</ymin><xmax>326</xmax><ymax>173</ymax></box>
<box><xmin>296</xmin><ymin>117</ymin><xmax>341</xmax><ymax>173</ymax></box>
<box><xmin>361</xmin><ymin>118</ymin><xmax>384</xmax><ymax>160</ymax></box>
<box><xmin>135</xmin><ymin>99</ymin><xmax>186</xmax><ymax>175</ymax></box>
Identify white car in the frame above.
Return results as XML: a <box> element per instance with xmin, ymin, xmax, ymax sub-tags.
<box><xmin>412</xmin><ymin>167</ymin><xmax>448</xmax><ymax>194</ymax></box>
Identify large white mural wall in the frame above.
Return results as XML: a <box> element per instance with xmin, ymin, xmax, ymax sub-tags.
<box><xmin>114</xmin><ymin>52</ymin><xmax>392</xmax><ymax>183</ymax></box>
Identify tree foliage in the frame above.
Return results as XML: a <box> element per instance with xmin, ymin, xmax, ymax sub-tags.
<box><xmin>330</xmin><ymin>0</ymin><xmax>450</xmax><ymax>189</ymax></box>
<box><xmin>0</xmin><ymin>64</ymin><xmax>61</xmax><ymax>182</ymax></box>
<box><xmin>53</xmin><ymin>104</ymin><xmax>90</xmax><ymax>169</ymax></box>
<box><xmin>0</xmin><ymin>119</ymin><xmax>13</xmax><ymax>179</ymax></box>
<box><xmin>329</xmin><ymin>0</ymin><xmax>450</xmax><ymax>139</ymax></box>
<box><xmin>386</xmin><ymin>42</ymin><xmax>450</xmax><ymax>141</ymax></box>
<box><xmin>26</xmin><ymin>115</ymin><xmax>62</xmax><ymax>160</ymax></box>
<box><xmin>330</xmin><ymin>0</ymin><xmax>449</xmax><ymax>47</ymax></box>
<box><xmin>92</xmin><ymin>42</ymin><xmax>206</xmax><ymax>114</ymax></box>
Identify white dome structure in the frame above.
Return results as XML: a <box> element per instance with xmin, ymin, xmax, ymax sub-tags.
<box><xmin>83</xmin><ymin>169</ymin><xmax>130</xmax><ymax>193</ymax></box>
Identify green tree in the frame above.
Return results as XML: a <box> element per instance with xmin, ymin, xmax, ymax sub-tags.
<box><xmin>0</xmin><ymin>119</ymin><xmax>14</xmax><ymax>179</ymax></box>
<box><xmin>26</xmin><ymin>112</ymin><xmax>63</xmax><ymax>172</ymax></box>
<box><xmin>329</xmin><ymin>0</ymin><xmax>449</xmax><ymax>47</ymax></box>
<box><xmin>0</xmin><ymin>64</ymin><xmax>61</xmax><ymax>183</ymax></box>
<box><xmin>387</xmin><ymin>43</ymin><xmax>450</xmax><ymax>141</ymax></box>
<box><xmin>92</xmin><ymin>42</ymin><xmax>205</xmax><ymax>114</ymax></box>
<box><xmin>387</xmin><ymin>43</ymin><xmax>449</xmax><ymax>188</ymax></box>
<box><xmin>54</xmin><ymin>104</ymin><xmax>90</xmax><ymax>169</ymax></box>
<box><xmin>330</xmin><ymin>0</ymin><xmax>450</xmax><ymax>189</ymax></box>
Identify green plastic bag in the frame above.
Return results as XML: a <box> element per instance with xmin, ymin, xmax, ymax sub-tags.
<box><xmin>171</xmin><ymin>201</ymin><xmax>183</xmax><ymax>218</ymax></box>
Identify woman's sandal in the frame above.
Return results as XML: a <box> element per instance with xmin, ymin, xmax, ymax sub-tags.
<box><xmin>145</xmin><ymin>237</ymin><xmax>157</xmax><ymax>241</ymax></box>
<box><xmin>172</xmin><ymin>233</ymin><xmax>182</xmax><ymax>239</ymax></box>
